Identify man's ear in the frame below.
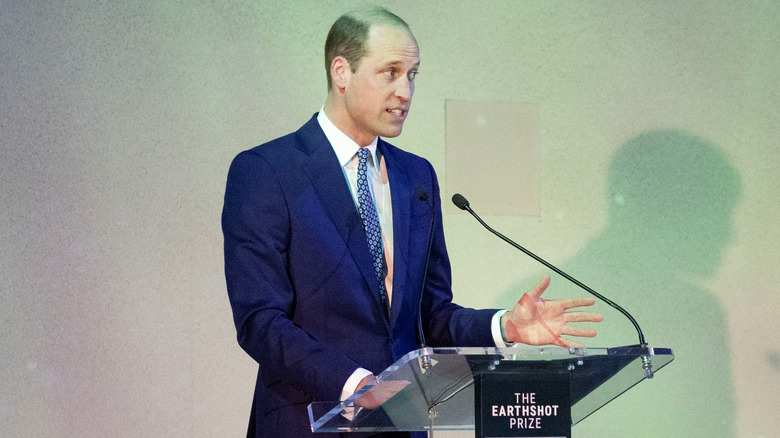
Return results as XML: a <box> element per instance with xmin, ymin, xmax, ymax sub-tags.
<box><xmin>330</xmin><ymin>56</ymin><xmax>351</xmax><ymax>93</ymax></box>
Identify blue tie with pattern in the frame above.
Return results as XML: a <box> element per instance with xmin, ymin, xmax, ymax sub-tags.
<box><xmin>356</xmin><ymin>147</ymin><xmax>389</xmax><ymax>314</ymax></box>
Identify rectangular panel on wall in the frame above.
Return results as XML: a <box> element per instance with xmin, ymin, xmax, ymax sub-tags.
<box><xmin>445</xmin><ymin>100</ymin><xmax>540</xmax><ymax>216</ymax></box>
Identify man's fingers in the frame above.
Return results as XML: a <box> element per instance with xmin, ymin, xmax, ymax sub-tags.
<box><xmin>561</xmin><ymin>326</ymin><xmax>598</xmax><ymax>338</ymax></box>
<box><xmin>565</xmin><ymin>311</ymin><xmax>603</xmax><ymax>323</ymax></box>
<box><xmin>559</xmin><ymin>297</ymin><xmax>597</xmax><ymax>309</ymax></box>
<box><xmin>556</xmin><ymin>337</ymin><xmax>585</xmax><ymax>348</ymax></box>
<box><xmin>528</xmin><ymin>275</ymin><xmax>551</xmax><ymax>299</ymax></box>
<box><xmin>356</xmin><ymin>380</ymin><xmax>411</xmax><ymax>409</ymax></box>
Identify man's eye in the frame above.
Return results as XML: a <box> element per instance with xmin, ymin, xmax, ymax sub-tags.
<box><xmin>384</xmin><ymin>69</ymin><xmax>396</xmax><ymax>78</ymax></box>
<box><xmin>408</xmin><ymin>70</ymin><xmax>418</xmax><ymax>81</ymax></box>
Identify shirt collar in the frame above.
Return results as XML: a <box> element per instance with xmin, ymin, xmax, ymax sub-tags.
<box><xmin>317</xmin><ymin>108</ymin><xmax>379</xmax><ymax>168</ymax></box>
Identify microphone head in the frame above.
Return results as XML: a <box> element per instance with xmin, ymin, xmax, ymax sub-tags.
<box><xmin>452</xmin><ymin>193</ymin><xmax>470</xmax><ymax>210</ymax></box>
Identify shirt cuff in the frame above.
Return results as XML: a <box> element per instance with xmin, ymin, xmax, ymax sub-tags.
<box><xmin>491</xmin><ymin>309</ymin><xmax>515</xmax><ymax>347</ymax></box>
<box><xmin>341</xmin><ymin>367</ymin><xmax>374</xmax><ymax>402</ymax></box>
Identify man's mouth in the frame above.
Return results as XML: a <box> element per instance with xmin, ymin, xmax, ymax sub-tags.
<box><xmin>387</xmin><ymin>108</ymin><xmax>407</xmax><ymax>117</ymax></box>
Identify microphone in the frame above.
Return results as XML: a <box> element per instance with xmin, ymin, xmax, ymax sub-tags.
<box><xmin>451</xmin><ymin>193</ymin><xmax>654</xmax><ymax>378</ymax></box>
<box><xmin>451</xmin><ymin>193</ymin><xmax>469</xmax><ymax>210</ymax></box>
<box><xmin>416</xmin><ymin>186</ymin><xmax>436</xmax><ymax>376</ymax></box>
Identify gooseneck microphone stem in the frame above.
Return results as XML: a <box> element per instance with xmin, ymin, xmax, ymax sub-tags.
<box><xmin>452</xmin><ymin>193</ymin><xmax>647</xmax><ymax>348</ymax></box>
<box><xmin>417</xmin><ymin>202</ymin><xmax>435</xmax><ymax>350</ymax></box>
<box><xmin>416</xmin><ymin>187</ymin><xmax>436</xmax><ymax>377</ymax></box>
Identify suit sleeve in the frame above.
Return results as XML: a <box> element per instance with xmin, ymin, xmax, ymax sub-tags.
<box><xmin>222</xmin><ymin>150</ymin><xmax>360</xmax><ymax>402</ymax></box>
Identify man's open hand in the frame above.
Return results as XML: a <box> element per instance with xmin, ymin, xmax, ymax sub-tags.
<box><xmin>502</xmin><ymin>275</ymin><xmax>603</xmax><ymax>348</ymax></box>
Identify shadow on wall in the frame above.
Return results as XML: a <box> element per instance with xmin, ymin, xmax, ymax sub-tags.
<box><xmin>501</xmin><ymin>130</ymin><xmax>741</xmax><ymax>437</ymax></box>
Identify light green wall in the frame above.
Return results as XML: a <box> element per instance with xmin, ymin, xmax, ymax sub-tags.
<box><xmin>2</xmin><ymin>1</ymin><xmax>778</xmax><ymax>436</ymax></box>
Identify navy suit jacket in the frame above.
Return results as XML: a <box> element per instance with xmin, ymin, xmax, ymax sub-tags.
<box><xmin>222</xmin><ymin>115</ymin><xmax>496</xmax><ymax>437</ymax></box>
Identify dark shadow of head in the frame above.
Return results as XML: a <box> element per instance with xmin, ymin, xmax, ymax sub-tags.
<box><xmin>606</xmin><ymin>130</ymin><xmax>741</xmax><ymax>278</ymax></box>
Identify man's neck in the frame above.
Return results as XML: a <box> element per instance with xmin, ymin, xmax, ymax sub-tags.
<box><xmin>323</xmin><ymin>94</ymin><xmax>376</xmax><ymax>147</ymax></box>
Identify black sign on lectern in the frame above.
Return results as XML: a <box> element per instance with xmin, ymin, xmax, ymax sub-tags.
<box><xmin>475</xmin><ymin>371</ymin><xmax>571</xmax><ymax>438</ymax></box>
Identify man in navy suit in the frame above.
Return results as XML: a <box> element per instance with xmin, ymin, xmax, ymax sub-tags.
<box><xmin>222</xmin><ymin>7</ymin><xmax>602</xmax><ymax>437</ymax></box>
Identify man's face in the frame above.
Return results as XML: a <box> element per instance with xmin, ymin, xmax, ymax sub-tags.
<box><xmin>340</xmin><ymin>25</ymin><xmax>420</xmax><ymax>146</ymax></box>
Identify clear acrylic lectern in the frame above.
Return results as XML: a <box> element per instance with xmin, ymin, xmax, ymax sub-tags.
<box><xmin>309</xmin><ymin>345</ymin><xmax>673</xmax><ymax>434</ymax></box>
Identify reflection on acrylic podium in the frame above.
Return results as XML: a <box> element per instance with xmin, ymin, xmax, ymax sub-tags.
<box><xmin>309</xmin><ymin>345</ymin><xmax>673</xmax><ymax>437</ymax></box>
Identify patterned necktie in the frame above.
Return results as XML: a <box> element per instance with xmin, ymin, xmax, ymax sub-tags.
<box><xmin>356</xmin><ymin>147</ymin><xmax>389</xmax><ymax>313</ymax></box>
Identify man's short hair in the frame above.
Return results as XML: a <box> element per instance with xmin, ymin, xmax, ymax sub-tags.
<box><xmin>324</xmin><ymin>6</ymin><xmax>411</xmax><ymax>90</ymax></box>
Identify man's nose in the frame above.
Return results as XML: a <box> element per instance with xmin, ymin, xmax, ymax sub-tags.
<box><xmin>395</xmin><ymin>76</ymin><xmax>413</xmax><ymax>102</ymax></box>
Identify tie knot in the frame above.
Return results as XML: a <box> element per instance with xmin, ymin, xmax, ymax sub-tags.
<box><xmin>358</xmin><ymin>147</ymin><xmax>370</xmax><ymax>164</ymax></box>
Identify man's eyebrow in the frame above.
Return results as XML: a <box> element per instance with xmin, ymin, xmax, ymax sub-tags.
<box><xmin>378</xmin><ymin>60</ymin><xmax>420</xmax><ymax>69</ymax></box>
<box><xmin>381</xmin><ymin>60</ymin><xmax>404</xmax><ymax>68</ymax></box>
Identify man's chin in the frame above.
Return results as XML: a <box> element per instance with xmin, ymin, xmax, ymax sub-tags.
<box><xmin>379</xmin><ymin>126</ymin><xmax>404</xmax><ymax>139</ymax></box>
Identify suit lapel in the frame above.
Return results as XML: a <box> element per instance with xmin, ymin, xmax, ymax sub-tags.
<box><xmin>380</xmin><ymin>140</ymin><xmax>412</xmax><ymax>328</ymax></box>
<box><xmin>296</xmin><ymin>117</ymin><xmax>387</xmax><ymax>314</ymax></box>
